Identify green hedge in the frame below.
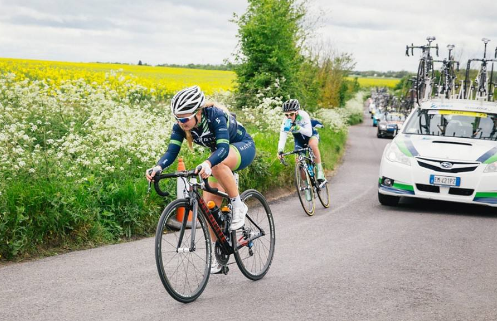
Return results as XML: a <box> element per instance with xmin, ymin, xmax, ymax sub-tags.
<box><xmin>0</xmin><ymin>126</ymin><xmax>354</xmax><ymax>261</ymax></box>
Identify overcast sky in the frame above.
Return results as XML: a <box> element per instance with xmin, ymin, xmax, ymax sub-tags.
<box><xmin>1</xmin><ymin>0</ymin><xmax>496</xmax><ymax>72</ymax></box>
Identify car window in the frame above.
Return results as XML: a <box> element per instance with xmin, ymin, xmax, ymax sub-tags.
<box><xmin>403</xmin><ymin>109</ymin><xmax>497</xmax><ymax>140</ymax></box>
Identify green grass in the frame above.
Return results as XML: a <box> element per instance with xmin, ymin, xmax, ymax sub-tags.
<box><xmin>0</xmin><ymin>124</ymin><xmax>350</xmax><ymax>261</ymax></box>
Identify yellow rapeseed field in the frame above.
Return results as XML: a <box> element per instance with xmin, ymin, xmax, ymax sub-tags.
<box><xmin>0</xmin><ymin>58</ymin><xmax>236</xmax><ymax>99</ymax></box>
<box><xmin>349</xmin><ymin>76</ymin><xmax>400</xmax><ymax>88</ymax></box>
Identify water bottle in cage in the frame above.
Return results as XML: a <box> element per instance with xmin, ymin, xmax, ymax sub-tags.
<box><xmin>308</xmin><ymin>163</ymin><xmax>314</xmax><ymax>176</ymax></box>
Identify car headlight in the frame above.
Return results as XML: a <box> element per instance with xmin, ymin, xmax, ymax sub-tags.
<box><xmin>385</xmin><ymin>142</ymin><xmax>411</xmax><ymax>166</ymax></box>
<box><xmin>484</xmin><ymin>161</ymin><xmax>497</xmax><ymax>173</ymax></box>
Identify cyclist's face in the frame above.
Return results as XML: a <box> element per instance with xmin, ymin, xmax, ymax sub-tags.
<box><xmin>175</xmin><ymin>112</ymin><xmax>197</xmax><ymax>130</ymax></box>
<box><xmin>284</xmin><ymin>111</ymin><xmax>297</xmax><ymax>121</ymax></box>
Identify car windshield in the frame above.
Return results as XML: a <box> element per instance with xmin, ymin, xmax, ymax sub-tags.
<box><xmin>403</xmin><ymin>109</ymin><xmax>497</xmax><ymax>140</ymax></box>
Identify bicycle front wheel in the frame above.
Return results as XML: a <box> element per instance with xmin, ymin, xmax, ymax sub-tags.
<box><xmin>295</xmin><ymin>162</ymin><xmax>315</xmax><ymax>216</ymax></box>
<box><xmin>314</xmin><ymin>167</ymin><xmax>331</xmax><ymax>208</ymax></box>
<box><xmin>233</xmin><ymin>189</ymin><xmax>275</xmax><ymax>280</ymax></box>
<box><xmin>155</xmin><ymin>199</ymin><xmax>211</xmax><ymax>303</ymax></box>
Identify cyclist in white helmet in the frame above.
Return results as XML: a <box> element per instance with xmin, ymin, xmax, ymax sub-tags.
<box><xmin>146</xmin><ymin>86</ymin><xmax>256</xmax><ymax>273</ymax></box>
<box><xmin>277</xmin><ymin>99</ymin><xmax>326</xmax><ymax>183</ymax></box>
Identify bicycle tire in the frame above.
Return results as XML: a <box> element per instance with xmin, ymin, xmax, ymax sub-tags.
<box><xmin>294</xmin><ymin>162</ymin><xmax>315</xmax><ymax>216</ymax></box>
<box><xmin>479</xmin><ymin>72</ymin><xmax>487</xmax><ymax>98</ymax></box>
<box><xmin>233</xmin><ymin>189</ymin><xmax>275</xmax><ymax>280</ymax></box>
<box><xmin>416</xmin><ymin>61</ymin><xmax>426</xmax><ymax>101</ymax></box>
<box><xmin>155</xmin><ymin>199</ymin><xmax>211</xmax><ymax>303</ymax></box>
<box><xmin>313</xmin><ymin>166</ymin><xmax>330</xmax><ymax>208</ymax></box>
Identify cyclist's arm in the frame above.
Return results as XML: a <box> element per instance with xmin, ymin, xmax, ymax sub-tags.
<box><xmin>277</xmin><ymin>119</ymin><xmax>289</xmax><ymax>152</ymax></box>
<box><xmin>156</xmin><ymin>124</ymin><xmax>185</xmax><ymax>169</ymax></box>
<box><xmin>207</xmin><ymin>113</ymin><xmax>230</xmax><ymax>167</ymax></box>
<box><xmin>295</xmin><ymin>111</ymin><xmax>313</xmax><ymax>137</ymax></box>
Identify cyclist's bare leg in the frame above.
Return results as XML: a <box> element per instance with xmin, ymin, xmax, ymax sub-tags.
<box><xmin>202</xmin><ymin>147</ymin><xmax>240</xmax><ymax>239</ymax></box>
<box><xmin>308</xmin><ymin>137</ymin><xmax>321</xmax><ymax>163</ymax></box>
<box><xmin>309</xmin><ymin>137</ymin><xmax>325</xmax><ymax>181</ymax></box>
<box><xmin>203</xmin><ymin>147</ymin><xmax>239</xmax><ymax>204</ymax></box>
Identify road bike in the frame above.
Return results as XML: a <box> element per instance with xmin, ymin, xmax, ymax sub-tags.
<box><xmin>406</xmin><ymin>36</ymin><xmax>439</xmax><ymax>104</ymax></box>
<box><xmin>280</xmin><ymin>147</ymin><xmax>330</xmax><ymax>216</ymax></box>
<box><xmin>149</xmin><ymin>167</ymin><xmax>275</xmax><ymax>303</ymax></box>
<box><xmin>463</xmin><ymin>38</ymin><xmax>497</xmax><ymax>101</ymax></box>
<box><xmin>434</xmin><ymin>44</ymin><xmax>459</xmax><ymax>99</ymax></box>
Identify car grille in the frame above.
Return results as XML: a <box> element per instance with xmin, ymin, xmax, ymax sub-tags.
<box><xmin>416</xmin><ymin>184</ymin><xmax>440</xmax><ymax>193</ymax></box>
<box><xmin>415</xmin><ymin>184</ymin><xmax>474</xmax><ymax>196</ymax></box>
<box><xmin>416</xmin><ymin>157</ymin><xmax>479</xmax><ymax>173</ymax></box>
<box><xmin>449</xmin><ymin>187</ymin><xmax>474</xmax><ymax>196</ymax></box>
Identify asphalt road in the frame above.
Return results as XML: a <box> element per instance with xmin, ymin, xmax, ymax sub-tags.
<box><xmin>2</xmin><ymin>113</ymin><xmax>497</xmax><ymax>321</ymax></box>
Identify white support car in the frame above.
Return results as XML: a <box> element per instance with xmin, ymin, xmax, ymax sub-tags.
<box><xmin>378</xmin><ymin>98</ymin><xmax>497</xmax><ymax>207</ymax></box>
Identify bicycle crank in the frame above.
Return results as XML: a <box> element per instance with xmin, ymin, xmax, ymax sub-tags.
<box><xmin>214</xmin><ymin>241</ymin><xmax>230</xmax><ymax>265</ymax></box>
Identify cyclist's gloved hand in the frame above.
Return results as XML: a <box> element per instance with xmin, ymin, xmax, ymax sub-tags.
<box><xmin>145</xmin><ymin>165</ymin><xmax>162</xmax><ymax>182</ymax></box>
<box><xmin>196</xmin><ymin>161</ymin><xmax>212</xmax><ymax>179</ymax></box>
<box><xmin>277</xmin><ymin>151</ymin><xmax>284</xmax><ymax>160</ymax></box>
<box><xmin>289</xmin><ymin>125</ymin><xmax>300</xmax><ymax>133</ymax></box>
<box><xmin>283</xmin><ymin>119</ymin><xmax>292</xmax><ymax>132</ymax></box>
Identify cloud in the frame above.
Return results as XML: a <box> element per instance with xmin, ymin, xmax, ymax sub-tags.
<box><xmin>1</xmin><ymin>0</ymin><xmax>497</xmax><ymax>71</ymax></box>
<box><xmin>312</xmin><ymin>0</ymin><xmax>497</xmax><ymax>71</ymax></box>
<box><xmin>0</xmin><ymin>0</ymin><xmax>246</xmax><ymax>65</ymax></box>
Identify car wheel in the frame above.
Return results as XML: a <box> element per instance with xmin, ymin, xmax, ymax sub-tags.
<box><xmin>378</xmin><ymin>192</ymin><xmax>400</xmax><ymax>206</ymax></box>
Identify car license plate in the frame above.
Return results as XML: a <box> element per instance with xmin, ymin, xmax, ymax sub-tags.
<box><xmin>429</xmin><ymin>175</ymin><xmax>460</xmax><ymax>186</ymax></box>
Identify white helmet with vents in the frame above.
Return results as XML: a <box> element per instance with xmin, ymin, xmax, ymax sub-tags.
<box><xmin>282</xmin><ymin>99</ymin><xmax>300</xmax><ymax>112</ymax></box>
<box><xmin>171</xmin><ymin>85</ymin><xmax>205</xmax><ymax>115</ymax></box>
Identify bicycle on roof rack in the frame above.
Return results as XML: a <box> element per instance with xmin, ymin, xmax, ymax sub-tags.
<box><xmin>463</xmin><ymin>38</ymin><xmax>497</xmax><ymax>101</ymax></box>
<box><xmin>406</xmin><ymin>36</ymin><xmax>439</xmax><ymax>104</ymax></box>
<box><xmin>149</xmin><ymin>166</ymin><xmax>275</xmax><ymax>303</ymax></box>
<box><xmin>434</xmin><ymin>44</ymin><xmax>460</xmax><ymax>99</ymax></box>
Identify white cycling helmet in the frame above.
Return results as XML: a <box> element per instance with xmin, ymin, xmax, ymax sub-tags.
<box><xmin>171</xmin><ymin>85</ymin><xmax>205</xmax><ymax>115</ymax></box>
<box><xmin>282</xmin><ymin>99</ymin><xmax>300</xmax><ymax>112</ymax></box>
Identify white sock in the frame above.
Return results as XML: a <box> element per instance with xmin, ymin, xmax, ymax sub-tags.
<box><xmin>230</xmin><ymin>195</ymin><xmax>243</xmax><ymax>209</ymax></box>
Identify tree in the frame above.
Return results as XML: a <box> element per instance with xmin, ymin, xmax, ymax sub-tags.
<box><xmin>232</xmin><ymin>0</ymin><xmax>306</xmax><ymax>108</ymax></box>
<box><xmin>138</xmin><ymin>60</ymin><xmax>143</xmax><ymax>66</ymax></box>
<box><xmin>307</xmin><ymin>42</ymin><xmax>356</xmax><ymax>108</ymax></box>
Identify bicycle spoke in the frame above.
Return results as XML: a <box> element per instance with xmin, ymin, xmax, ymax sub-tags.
<box><xmin>155</xmin><ymin>199</ymin><xmax>210</xmax><ymax>303</ymax></box>
<box><xmin>234</xmin><ymin>190</ymin><xmax>275</xmax><ymax>281</ymax></box>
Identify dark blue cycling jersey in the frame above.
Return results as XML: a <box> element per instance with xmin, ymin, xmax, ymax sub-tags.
<box><xmin>157</xmin><ymin>106</ymin><xmax>252</xmax><ymax>169</ymax></box>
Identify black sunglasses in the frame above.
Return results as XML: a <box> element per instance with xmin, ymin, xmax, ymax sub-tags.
<box><xmin>284</xmin><ymin>112</ymin><xmax>296</xmax><ymax>117</ymax></box>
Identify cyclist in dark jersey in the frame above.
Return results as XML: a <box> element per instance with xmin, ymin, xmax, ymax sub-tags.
<box><xmin>146</xmin><ymin>86</ymin><xmax>255</xmax><ymax>272</ymax></box>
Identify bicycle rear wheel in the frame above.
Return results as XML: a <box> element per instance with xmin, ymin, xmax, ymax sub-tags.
<box><xmin>313</xmin><ymin>167</ymin><xmax>331</xmax><ymax>208</ymax></box>
<box><xmin>295</xmin><ymin>162</ymin><xmax>315</xmax><ymax>216</ymax></box>
<box><xmin>155</xmin><ymin>199</ymin><xmax>211</xmax><ymax>303</ymax></box>
<box><xmin>233</xmin><ymin>189</ymin><xmax>275</xmax><ymax>280</ymax></box>
<box><xmin>416</xmin><ymin>61</ymin><xmax>426</xmax><ymax>101</ymax></box>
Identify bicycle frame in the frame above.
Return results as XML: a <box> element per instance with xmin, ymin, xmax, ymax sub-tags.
<box><xmin>406</xmin><ymin>36</ymin><xmax>439</xmax><ymax>104</ymax></box>
<box><xmin>283</xmin><ymin>147</ymin><xmax>317</xmax><ymax>186</ymax></box>
<box><xmin>169</xmin><ymin>173</ymin><xmax>265</xmax><ymax>256</ymax></box>
<box><xmin>463</xmin><ymin>38</ymin><xmax>497</xmax><ymax>101</ymax></box>
<box><xmin>434</xmin><ymin>44</ymin><xmax>459</xmax><ymax>99</ymax></box>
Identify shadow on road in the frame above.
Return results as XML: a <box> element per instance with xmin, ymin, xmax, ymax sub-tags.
<box><xmin>380</xmin><ymin>197</ymin><xmax>497</xmax><ymax>219</ymax></box>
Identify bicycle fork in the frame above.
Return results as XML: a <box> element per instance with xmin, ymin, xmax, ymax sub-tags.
<box><xmin>175</xmin><ymin>198</ymin><xmax>200</xmax><ymax>253</ymax></box>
